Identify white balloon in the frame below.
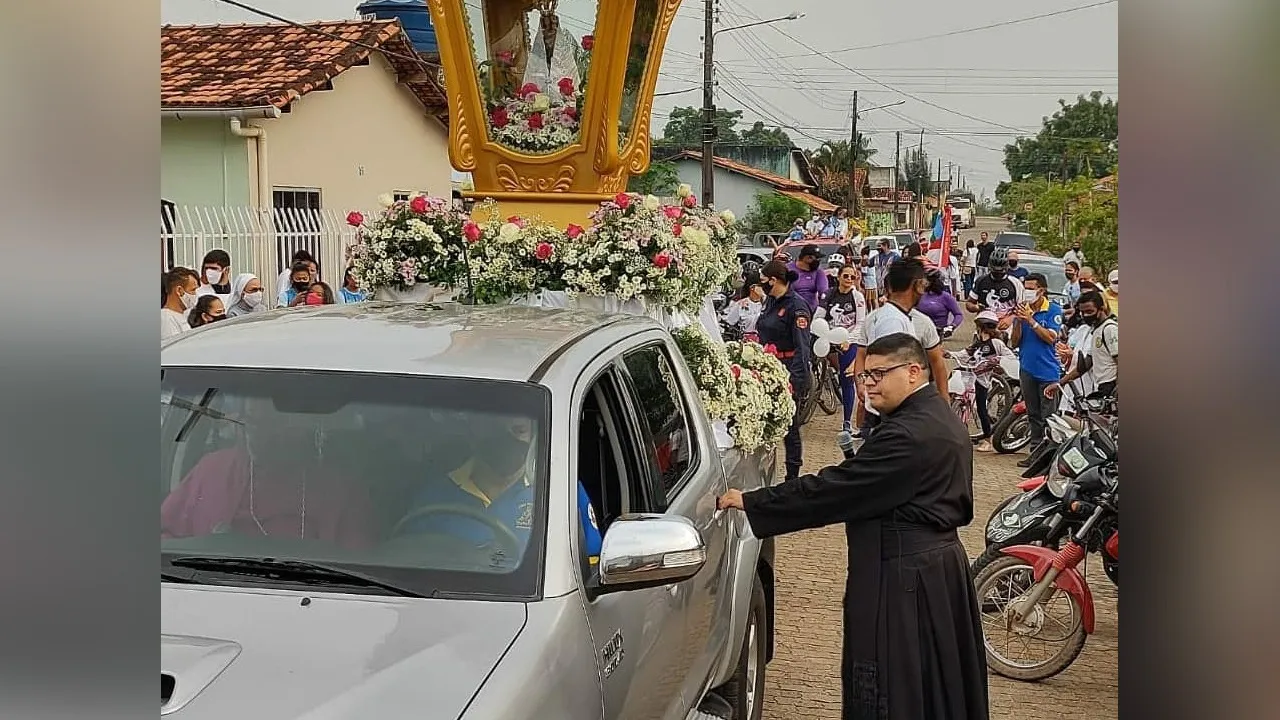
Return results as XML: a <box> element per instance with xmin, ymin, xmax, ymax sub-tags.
<box><xmin>813</xmin><ymin>338</ymin><xmax>831</xmax><ymax>356</ymax></box>
<box><xmin>828</xmin><ymin>327</ymin><xmax>850</xmax><ymax>346</ymax></box>
<box><xmin>810</xmin><ymin>317</ymin><xmax>830</xmax><ymax>337</ymax></box>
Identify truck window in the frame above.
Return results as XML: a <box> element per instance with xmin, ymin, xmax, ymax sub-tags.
<box><xmin>619</xmin><ymin>343</ymin><xmax>698</xmax><ymax>504</ymax></box>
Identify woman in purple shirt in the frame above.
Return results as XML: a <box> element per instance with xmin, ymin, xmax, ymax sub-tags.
<box><xmin>916</xmin><ymin>267</ymin><xmax>964</xmax><ymax>337</ymax></box>
<box><xmin>785</xmin><ymin>244</ymin><xmax>829</xmax><ymax>311</ymax></box>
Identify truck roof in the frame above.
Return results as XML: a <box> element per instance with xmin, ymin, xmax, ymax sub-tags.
<box><xmin>160</xmin><ymin>302</ymin><xmax>663</xmax><ymax>382</ymax></box>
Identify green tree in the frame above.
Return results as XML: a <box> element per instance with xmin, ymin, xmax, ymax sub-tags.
<box><xmin>741</xmin><ymin>191</ymin><xmax>809</xmax><ymax>237</ymax></box>
<box><xmin>656</xmin><ymin>106</ymin><xmax>743</xmax><ymax>147</ymax></box>
<box><xmin>1003</xmin><ymin>91</ymin><xmax>1118</xmax><ymax>182</ymax></box>
<box><xmin>900</xmin><ymin>147</ymin><xmax>931</xmax><ymax>197</ymax></box>
<box><xmin>998</xmin><ymin>170</ymin><xmax>1118</xmax><ymax>276</ymax></box>
<box><xmin>627</xmin><ymin>159</ymin><xmax>680</xmax><ymax>195</ymax></box>
<box><xmin>805</xmin><ymin>138</ymin><xmax>877</xmax><ymax>177</ymax></box>
<box><xmin>739</xmin><ymin>121</ymin><xmax>793</xmax><ymax>147</ymax></box>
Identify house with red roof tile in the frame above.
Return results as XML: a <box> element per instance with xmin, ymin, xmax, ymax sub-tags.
<box><xmin>666</xmin><ymin>150</ymin><xmax>836</xmax><ymax>219</ymax></box>
<box><xmin>161</xmin><ymin>18</ymin><xmax>450</xmax><ymax>214</ymax></box>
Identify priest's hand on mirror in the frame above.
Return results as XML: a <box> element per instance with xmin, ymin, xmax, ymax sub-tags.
<box><xmin>716</xmin><ymin>490</ymin><xmax>745</xmax><ymax>511</ymax></box>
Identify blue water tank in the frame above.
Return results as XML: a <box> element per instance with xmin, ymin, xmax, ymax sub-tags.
<box><xmin>357</xmin><ymin>0</ymin><xmax>438</xmax><ymax>55</ymax></box>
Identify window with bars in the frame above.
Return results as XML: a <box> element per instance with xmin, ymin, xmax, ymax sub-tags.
<box><xmin>393</xmin><ymin>191</ymin><xmax>411</xmax><ymax>202</ymax></box>
<box><xmin>272</xmin><ymin>187</ymin><xmax>323</xmax><ymax>277</ymax></box>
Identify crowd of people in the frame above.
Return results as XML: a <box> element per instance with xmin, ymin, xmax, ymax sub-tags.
<box><xmin>161</xmin><ymin>248</ymin><xmax>371</xmax><ymax>341</ymax></box>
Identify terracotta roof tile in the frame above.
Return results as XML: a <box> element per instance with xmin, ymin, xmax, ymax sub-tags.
<box><xmin>161</xmin><ymin>19</ymin><xmax>445</xmax><ymax>111</ymax></box>
<box><xmin>777</xmin><ymin>190</ymin><xmax>837</xmax><ymax>212</ymax></box>
<box><xmin>670</xmin><ymin>150</ymin><xmax>810</xmax><ymax>191</ymax></box>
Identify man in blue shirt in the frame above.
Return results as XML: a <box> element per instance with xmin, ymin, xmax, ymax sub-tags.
<box><xmin>1007</xmin><ymin>250</ymin><xmax>1031</xmax><ymax>280</ymax></box>
<box><xmin>397</xmin><ymin>416</ymin><xmax>602</xmax><ymax>568</ymax></box>
<box><xmin>1010</xmin><ymin>272</ymin><xmax>1064</xmax><ymax>466</ymax></box>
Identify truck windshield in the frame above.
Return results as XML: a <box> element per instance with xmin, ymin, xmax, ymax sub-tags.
<box><xmin>160</xmin><ymin>368</ymin><xmax>551</xmax><ymax>599</ymax></box>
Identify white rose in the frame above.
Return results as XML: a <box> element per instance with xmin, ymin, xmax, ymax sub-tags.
<box><xmin>719</xmin><ymin>209</ymin><xmax>736</xmax><ymax>224</ymax></box>
<box><xmin>499</xmin><ymin>222</ymin><xmax>521</xmax><ymax>241</ymax></box>
<box><xmin>643</xmin><ymin>194</ymin><xmax>661</xmax><ymax>211</ymax></box>
<box><xmin>531</xmin><ymin>93</ymin><xmax>551</xmax><ymax>112</ymax></box>
<box><xmin>378</xmin><ymin>193</ymin><xmax>395</xmax><ymax>208</ymax></box>
<box><xmin>677</xmin><ymin>183</ymin><xmax>692</xmax><ymax>198</ymax></box>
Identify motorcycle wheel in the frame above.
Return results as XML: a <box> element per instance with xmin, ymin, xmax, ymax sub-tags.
<box><xmin>991</xmin><ymin>411</ymin><xmax>1033</xmax><ymax>454</ymax></box>
<box><xmin>974</xmin><ymin>554</ymin><xmax>1089</xmax><ymax>682</ymax></box>
<box><xmin>816</xmin><ymin>361</ymin><xmax>841</xmax><ymax>416</ymax></box>
<box><xmin>986</xmin><ymin>377</ymin><xmax>1013</xmax><ymax>423</ymax></box>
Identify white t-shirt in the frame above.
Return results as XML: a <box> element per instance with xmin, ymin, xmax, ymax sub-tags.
<box><xmin>963</xmin><ymin>246</ymin><xmax>978</xmax><ymax>269</ymax></box>
<box><xmin>1091</xmin><ymin>318</ymin><xmax>1118</xmax><ymax>385</ymax></box>
<box><xmin>1061</xmin><ymin>325</ymin><xmax>1096</xmax><ymax>405</ymax></box>
<box><xmin>852</xmin><ymin>303</ymin><xmax>941</xmax><ymax>414</ymax></box>
<box><xmin>161</xmin><ymin>309</ymin><xmax>188</xmax><ymax>341</ymax></box>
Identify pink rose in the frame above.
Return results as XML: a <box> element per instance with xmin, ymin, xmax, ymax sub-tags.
<box><xmin>345</xmin><ymin>211</ymin><xmax>364</xmax><ymax>226</ymax></box>
<box><xmin>506</xmin><ymin>215</ymin><xmax>526</xmax><ymax>228</ymax></box>
<box><xmin>672</xmin><ymin>223</ymin><xmax>683</xmax><ymax>237</ymax></box>
<box><xmin>463</xmin><ymin>221</ymin><xmax>482</xmax><ymax>243</ymax></box>
<box><xmin>496</xmin><ymin>50</ymin><xmax>514</xmax><ymax>65</ymax></box>
<box><xmin>566</xmin><ymin>223</ymin><xmax>584</xmax><ymax>239</ymax></box>
<box><xmin>491</xmin><ymin>107</ymin><xmax>509</xmax><ymax>127</ymax></box>
<box><xmin>581</xmin><ymin>35</ymin><xmax>594</xmax><ymax>51</ymax></box>
<box><xmin>562</xmin><ymin>106</ymin><xmax>578</xmax><ymax>120</ymax></box>
<box><xmin>409</xmin><ymin>195</ymin><xmax>429</xmax><ymax>214</ymax></box>
<box><xmin>730</xmin><ymin>364</ymin><xmax>741</xmax><ymax>380</ymax></box>
<box><xmin>662</xmin><ymin>206</ymin><xmax>682</xmax><ymax>219</ymax></box>
<box><xmin>613</xmin><ymin>192</ymin><xmax>631</xmax><ymax>209</ymax></box>
<box><xmin>528</xmin><ymin>112</ymin><xmax>544</xmax><ymax>130</ymax></box>
<box><xmin>520</xmin><ymin>82</ymin><xmax>540</xmax><ymax>98</ymax></box>
<box><xmin>653</xmin><ymin>251</ymin><xmax>672</xmax><ymax>269</ymax></box>
<box><xmin>557</xmin><ymin>77</ymin><xmax>576</xmax><ymax>96</ymax></box>
<box><xmin>682</xmin><ymin>194</ymin><xmax>697</xmax><ymax>208</ymax></box>
<box><xmin>763</xmin><ymin>343</ymin><xmax>779</xmax><ymax>357</ymax></box>
<box><xmin>535</xmin><ymin>242</ymin><xmax>554</xmax><ymax>261</ymax></box>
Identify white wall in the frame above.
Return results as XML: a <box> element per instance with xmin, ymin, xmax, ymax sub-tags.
<box><xmin>671</xmin><ymin>159</ymin><xmax>775</xmax><ymax>219</ymax></box>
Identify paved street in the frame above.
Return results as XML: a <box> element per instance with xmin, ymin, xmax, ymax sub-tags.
<box><xmin>762</xmin><ymin>220</ymin><xmax>1117</xmax><ymax>719</ymax></box>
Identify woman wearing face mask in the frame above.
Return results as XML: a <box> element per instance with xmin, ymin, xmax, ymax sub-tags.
<box><xmin>279</xmin><ymin>261</ymin><xmax>317</xmax><ymax>307</ymax></box>
<box><xmin>817</xmin><ymin>264</ymin><xmax>867</xmax><ymax>435</ymax></box>
<box><xmin>188</xmin><ymin>295</ymin><xmax>226</xmax><ymax>328</ymax></box>
<box><xmin>305</xmin><ymin>281</ymin><xmax>337</xmax><ymax>306</ymax></box>
<box><xmin>724</xmin><ymin>269</ymin><xmax>766</xmax><ymax>342</ymax></box>
<box><xmin>226</xmin><ymin>273</ymin><xmax>266</xmax><ymax>317</ymax></box>
<box><xmin>162</xmin><ymin>267</ymin><xmax>200</xmax><ymax>341</ymax></box>
<box><xmin>916</xmin><ymin>267</ymin><xmax>964</xmax><ymax>338</ymax></box>
<box><xmin>756</xmin><ymin>260</ymin><xmax>813</xmax><ymax>481</ymax></box>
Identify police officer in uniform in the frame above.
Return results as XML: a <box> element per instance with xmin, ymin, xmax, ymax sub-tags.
<box><xmin>756</xmin><ymin>260</ymin><xmax>813</xmax><ymax>480</ymax></box>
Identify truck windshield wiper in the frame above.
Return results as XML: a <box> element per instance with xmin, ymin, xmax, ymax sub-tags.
<box><xmin>167</xmin><ymin>556</ymin><xmax>427</xmax><ymax>597</ymax></box>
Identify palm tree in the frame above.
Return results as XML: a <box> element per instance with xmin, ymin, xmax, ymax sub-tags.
<box><xmin>804</xmin><ymin>137</ymin><xmax>878</xmax><ymax>176</ymax></box>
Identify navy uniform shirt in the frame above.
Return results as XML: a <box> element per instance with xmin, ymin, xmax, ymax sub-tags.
<box><xmin>402</xmin><ymin>459</ymin><xmax>603</xmax><ymax>566</ymax></box>
<box><xmin>755</xmin><ymin>289</ymin><xmax>813</xmax><ymax>389</ymax></box>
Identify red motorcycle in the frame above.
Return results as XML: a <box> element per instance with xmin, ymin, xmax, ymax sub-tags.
<box><xmin>973</xmin><ymin>468</ymin><xmax>1118</xmax><ymax>681</ymax></box>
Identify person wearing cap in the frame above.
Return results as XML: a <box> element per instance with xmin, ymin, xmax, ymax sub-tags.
<box><xmin>1103</xmin><ymin>269</ymin><xmax>1119</xmax><ymax>317</ymax></box>
<box><xmin>787</xmin><ymin>243</ymin><xmax>830</xmax><ymax>312</ymax></box>
<box><xmin>724</xmin><ymin>268</ymin><xmax>766</xmax><ymax>342</ymax></box>
<box><xmin>757</xmin><ymin>260</ymin><xmax>814</xmax><ymax>481</ymax></box>
<box><xmin>957</xmin><ymin>310</ymin><xmax>1016</xmax><ymax>452</ymax></box>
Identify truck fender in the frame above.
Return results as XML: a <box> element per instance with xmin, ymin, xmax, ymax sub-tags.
<box><xmin>999</xmin><ymin>545</ymin><xmax>1095</xmax><ymax>634</ymax></box>
<box><xmin>707</xmin><ymin>531</ymin><xmax>763</xmax><ymax>687</ymax></box>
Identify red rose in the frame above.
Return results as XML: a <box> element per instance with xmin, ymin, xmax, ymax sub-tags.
<box><xmin>662</xmin><ymin>205</ymin><xmax>682</xmax><ymax>219</ymax></box>
<box><xmin>409</xmin><ymin>195</ymin><xmax>429</xmax><ymax>213</ymax></box>
<box><xmin>345</xmin><ymin>211</ymin><xmax>364</xmax><ymax>226</ymax></box>
<box><xmin>562</xmin><ymin>106</ymin><xmax>578</xmax><ymax>120</ymax></box>
<box><xmin>672</xmin><ymin>223</ymin><xmax>683</xmax><ymax>237</ymax></box>
<box><xmin>581</xmin><ymin>35</ymin><xmax>594</xmax><ymax>51</ymax></box>
<box><xmin>506</xmin><ymin>215</ymin><xmax>526</xmax><ymax>228</ymax></box>
<box><xmin>528</xmin><ymin>112</ymin><xmax>544</xmax><ymax>130</ymax></box>
<box><xmin>557</xmin><ymin>77</ymin><xmax>575</xmax><ymax>95</ymax></box>
<box><xmin>566</xmin><ymin>223</ymin><xmax>584</xmax><ymax>239</ymax></box>
<box><xmin>463</xmin><ymin>221</ymin><xmax>482</xmax><ymax>243</ymax></box>
<box><xmin>682</xmin><ymin>194</ymin><xmax>697</xmax><ymax>208</ymax></box>
<box><xmin>730</xmin><ymin>364</ymin><xmax>741</xmax><ymax>379</ymax></box>
<box><xmin>763</xmin><ymin>343</ymin><xmax>779</xmax><ymax>356</ymax></box>
<box><xmin>752</xmin><ymin>369</ymin><xmax>762</xmax><ymax>381</ymax></box>
<box><xmin>496</xmin><ymin>50</ymin><xmax>514</xmax><ymax>65</ymax></box>
<box><xmin>535</xmin><ymin>242</ymin><xmax>554</xmax><ymax>261</ymax></box>
<box><xmin>520</xmin><ymin>82</ymin><xmax>540</xmax><ymax>98</ymax></box>
<box><xmin>613</xmin><ymin>192</ymin><xmax>631</xmax><ymax>209</ymax></box>
<box><xmin>490</xmin><ymin>107</ymin><xmax>509</xmax><ymax>127</ymax></box>
<box><xmin>653</xmin><ymin>251</ymin><xmax>672</xmax><ymax>269</ymax></box>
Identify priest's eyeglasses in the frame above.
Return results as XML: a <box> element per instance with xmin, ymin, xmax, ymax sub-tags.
<box><xmin>854</xmin><ymin>363</ymin><xmax>913</xmax><ymax>384</ymax></box>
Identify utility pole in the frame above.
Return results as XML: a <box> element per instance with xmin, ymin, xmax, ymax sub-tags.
<box><xmin>916</xmin><ymin>130</ymin><xmax>924</xmax><ymax>230</ymax></box>
<box><xmin>893</xmin><ymin>130</ymin><xmax>901</xmax><ymax>228</ymax></box>
<box><xmin>848</xmin><ymin>90</ymin><xmax>858</xmax><ymax>216</ymax></box>
<box><xmin>935</xmin><ymin>158</ymin><xmax>943</xmax><ymax>232</ymax></box>
<box><xmin>700</xmin><ymin>0</ymin><xmax>715</xmax><ymax>208</ymax></box>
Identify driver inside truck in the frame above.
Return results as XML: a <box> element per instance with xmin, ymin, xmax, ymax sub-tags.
<box><xmin>395</xmin><ymin>413</ymin><xmax>602</xmax><ymax>567</ymax></box>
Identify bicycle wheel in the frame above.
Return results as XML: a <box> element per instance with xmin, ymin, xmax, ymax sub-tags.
<box><xmin>816</xmin><ymin>361</ymin><xmax>841</xmax><ymax>415</ymax></box>
<box><xmin>950</xmin><ymin>396</ymin><xmax>985</xmax><ymax>440</ymax></box>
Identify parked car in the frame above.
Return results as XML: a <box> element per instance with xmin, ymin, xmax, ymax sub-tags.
<box><xmin>891</xmin><ymin>230</ymin><xmax>917</xmax><ymax>252</ymax></box>
<box><xmin>773</xmin><ymin>238</ymin><xmax>848</xmax><ymax>263</ymax></box>
<box><xmin>161</xmin><ymin>302</ymin><xmax>778</xmax><ymax>720</ymax></box>
<box><xmin>1014</xmin><ymin>253</ymin><xmax>1070</xmax><ymax>307</ymax></box>
<box><xmin>737</xmin><ymin>247</ymin><xmax>774</xmax><ymax>268</ymax></box>
<box><xmin>993</xmin><ymin>231</ymin><xmax>1037</xmax><ymax>251</ymax></box>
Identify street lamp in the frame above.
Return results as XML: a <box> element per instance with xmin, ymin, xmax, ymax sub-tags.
<box><xmin>701</xmin><ymin>10</ymin><xmax>803</xmax><ymax>207</ymax></box>
<box><xmin>423</xmin><ymin>0</ymin><xmax>690</xmax><ymax>227</ymax></box>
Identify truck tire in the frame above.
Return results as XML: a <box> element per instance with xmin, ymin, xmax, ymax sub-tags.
<box><xmin>718</xmin><ymin>577</ymin><xmax>769</xmax><ymax>720</ymax></box>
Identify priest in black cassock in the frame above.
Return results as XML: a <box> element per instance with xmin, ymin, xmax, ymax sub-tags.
<box><xmin>718</xmin><ymin>332</ymin><xmax>989</xmax><ymax>720</ymax></box>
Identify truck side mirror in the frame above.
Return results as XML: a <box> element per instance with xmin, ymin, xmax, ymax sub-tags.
<box><xmin>595</xmin><ymin>514</ymin><xmax>706</xmax><ymax>594</ymax></box>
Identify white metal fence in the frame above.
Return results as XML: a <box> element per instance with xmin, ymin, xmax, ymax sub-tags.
<box><xmin>161</xmin><ymin>205</ymin><xmax>367</xmax><ymax>305</ymax></box>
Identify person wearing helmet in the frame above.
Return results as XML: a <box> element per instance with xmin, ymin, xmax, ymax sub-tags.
<box><xmin>824</xmin><ymin>252</ymin><xmax>846</xmax><ymax>283</ymax></box>
<box><xmin>957</xmin><ymin>309</ymin><xmax>1016</xmax><ymax>452</ymax></box>
<box><xmin>725</xmin><ymin>267</ymin><xmax>766</xmax><ymax>342</ymax></box>
<box><xmin>966</xmin><ymin>246</ymin><xmax>1024</xmax><ymax>329</ymax></box>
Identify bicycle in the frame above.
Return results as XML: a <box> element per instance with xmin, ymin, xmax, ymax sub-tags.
<box><xmin>798</xmin><ymin>345</ymin><xmax>842</xmax><ymax>424</ymax></box>
<box><xmin>945</xmin><ymin>352</ymin><xmax>1007</xmax><ymax>441</ymax></box>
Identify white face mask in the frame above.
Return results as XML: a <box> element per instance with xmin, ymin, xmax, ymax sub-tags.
<box><xmin>205</xmin><ymin>268</ymin><xmax>223</xmax><ymax>285</ymax></box>
<box><xmin>243</xmin><ymin>290</ymin><xmax>263</xmax><ymax>308</ymax></box>
<box><xmin>179</xmin><ymin>290</ymin><xmax>198</xmax><ymax>310</ymax></box>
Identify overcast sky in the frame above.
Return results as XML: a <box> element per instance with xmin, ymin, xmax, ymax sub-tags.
<box><xmin>162</xmin><ymin>0</ymin><xmax>1117</xmax><ymax>196</ymax></box>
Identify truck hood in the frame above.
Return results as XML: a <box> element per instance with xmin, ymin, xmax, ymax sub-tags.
<box><xmin>162</xmin><ymin>585</ymin><xmax>526</xmax><ymax>719</ymax></box>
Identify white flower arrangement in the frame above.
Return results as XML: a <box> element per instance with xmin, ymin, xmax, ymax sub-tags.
<box><xmin>345</xmin><ymin>194</ymin><xmax>471</xmax><ymax>292</ymax></box>
<box><xmin>671</xmin><ymin>324</ymin><xmax>737</xmax><ymax>421</ymax></box>
<box><xmin>723</xmin><ymin>340</ymin><xmax>797</xmax><ymax>451</ymax></box>
<box><xmin>467</xmin><ymin>206</ymin><xmax>563</xmax><ymax>304</ymax></box>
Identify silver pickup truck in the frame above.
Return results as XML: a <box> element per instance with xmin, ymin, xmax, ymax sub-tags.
<box><xmin>160</xmin><ymin>302</ymin><xmax>778</xmax><ymax>720</ymax></box>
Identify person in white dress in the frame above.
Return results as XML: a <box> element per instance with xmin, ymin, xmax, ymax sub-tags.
<box><xmin>162</xmin><ymin>267</ymin><xmax>200</xmax><ymax>342</ymax></box>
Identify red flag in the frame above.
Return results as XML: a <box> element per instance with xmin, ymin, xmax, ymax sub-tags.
<box><xmin>938</xmin><ymin>206</ymin><xmax>953</xmax><ymax>267</ymax></box>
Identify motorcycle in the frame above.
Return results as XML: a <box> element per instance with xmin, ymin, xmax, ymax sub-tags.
<box><xmin>973</xmin><ymin>468</ymin><xmax>1118</xmax><ymax>681</ymax></box>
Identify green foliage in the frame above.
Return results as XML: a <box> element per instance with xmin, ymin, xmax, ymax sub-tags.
<box><xmin>901</xmin><ymin>147</ymin><xmax>931</xmax><ymax>195</ymax></box>
<box><xmin>657</xmin><ymin>106</ymin><xmax>743</xmax><ymax>146</ymax></box>
<box><xmin>627</xmin><ymin>160</ymin><xmax>680</xmax><ymax>196</ymax></box>
<box><xmin>739</xmin><ymin>121</ymin><xmax>794</xmax><ymax>147</ymax></box>
<box><xmin>741</xmin><ymin>191</ymin><xmax>809</xmax><ymax>236</ymax></box>
<box><xmin>999</xmin><ymin>171</ymin><xmax>1118</xmax><ymax>276</ymax></box>
<box><xmin>1003</xmin><ymin>91</ymin><xmax>1118</xmax><ymax>183</ymax></box>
